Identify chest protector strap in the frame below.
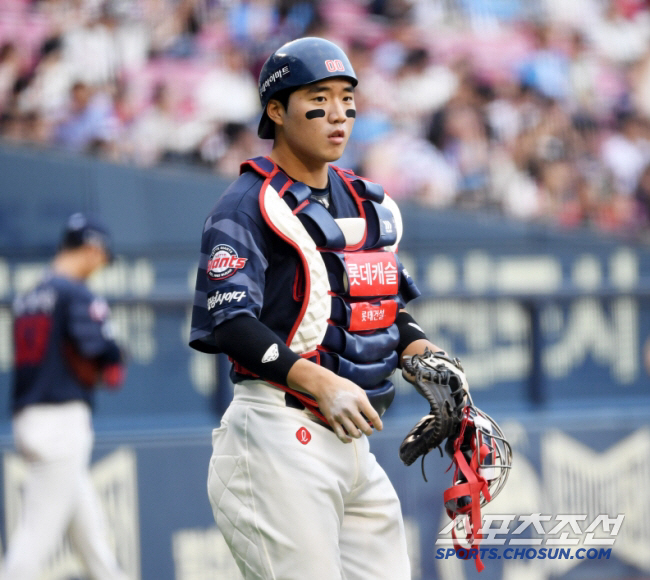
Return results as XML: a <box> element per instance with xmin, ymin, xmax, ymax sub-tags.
<box><xmin>254</xmin><ymin>165</ymin><xmax>333</xmax><ymax>354</ymax></box>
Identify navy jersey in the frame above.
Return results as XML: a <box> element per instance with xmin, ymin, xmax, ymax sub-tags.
<box><xmin>12</xmin><ymin>273</ymin><xmax>121</xmax><ymax>413</ymax></box>
<box><xmin>189</xmin><ymin>162</ymin><xmax>421</xmax><ymax>385</ymax></box>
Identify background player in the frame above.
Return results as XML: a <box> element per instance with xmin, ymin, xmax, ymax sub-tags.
<box><xmin>189</xmin><ymin>37</ymin><xmax>458</xmax><ymax>579</ymax></box>
<box><xmin>2</xmin><ymin>213</ymin><xmax>128</xmax><ymax>580</ymax></box>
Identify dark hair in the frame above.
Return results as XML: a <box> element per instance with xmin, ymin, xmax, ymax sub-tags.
<box><xmin>0</xmin><ymin>42</ymin><xmax>16</xmax><ymax>62</ymax></box>
<box><xmin>270</xmin><ymin>87</ymin><xmax>294</xmax><ymax>111</ymax></box>
<box><xmin>40</xmin><ymin>35</ymin><xmax>62</xmax><ymax>58</ymax></box>
<box><xmin>264</xmin><ymin>87</ymin><xmax>296</xmax><ymax>137</ymax></box>
<box><xmin>404</xmin><ymin>47</ymin><xmax>429</xmax><ymax>68</ymax></box>
<box><xmin>60</xmin><ymin>213</ymin><xmax>113</xmax><ymax>261</ymax></box>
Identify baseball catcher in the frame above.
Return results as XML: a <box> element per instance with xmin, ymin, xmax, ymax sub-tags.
<box><xmin>400</xmin><ymin>349</ymin><xmax>512</xmax><ymax>572</ymax></box>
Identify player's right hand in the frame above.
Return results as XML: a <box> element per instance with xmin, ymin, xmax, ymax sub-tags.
<box><xmin>317</xmin><ymin>378</ymin><xmax>383</xmax><ymax>443</ymax></box>
<box><xmin>287</xmin><ymin>359</ymin><xmax>383</xmax><ymax>443</ymax></box>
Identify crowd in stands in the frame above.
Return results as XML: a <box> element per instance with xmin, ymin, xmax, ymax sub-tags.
<box><xmin>2</xmin><ymin>0</ymin><xmax>650</xmax><ymax>239</ymax></box>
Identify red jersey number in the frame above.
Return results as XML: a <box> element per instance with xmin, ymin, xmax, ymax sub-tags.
<box><xmin>14</xmin><ymin>314</ymin><xmax>51</xmax><ymax>366</ymax></box>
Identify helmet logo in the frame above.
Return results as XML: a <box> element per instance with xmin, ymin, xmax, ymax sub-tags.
<box><xmin>260</xmin><ymin>65</ymin><xmax>291</xmax><ymax>98</ymax></box>
<box><xmin>325</xmin><ymin>59</ymin><xmax>345</xmax><ymax>72</ymax></box>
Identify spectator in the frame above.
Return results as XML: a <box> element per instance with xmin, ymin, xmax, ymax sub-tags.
<box><xmin>62</xmin><ymin>9</ymin><xmax>120</xmax><ymax>87</ymax></box>
<box><xmin>393</xmin><ymin>47</ymin><xmax>458</xmax><ymax>131</ymax></box>
<box><xmin>195</xmin><ymin>44</ymin><xmax>259</xmax><ymax>125</ymax></box>
<box><xmin>363</xmin><ymin>129</ymin><xmax>458</xmax><ymax>206</ymax></box>
<box><xmin>53</xmin><ymin>81</ymin><xmax>117</xmax><ymax>153</ymax></box>
<box><xmin>213</xmin><ymin>121</ymin><xmax>260</xmax><ymax>177</ymax></box>
<box><xmin>589</xmin><ymin>0</ymin><xmax>650</xmax><ymax>65</ymax></box>
<box><xmin>567</xmin><ymin>30</ymin><xmax>603</xmax><ymax>115</ymax></box>
<box><xmin>227</xmin><ymin>0</ymin><xmax>279</xmax><ymax>50</ymax></box>
<box><xmin>633</xmin><ymin>162</ymin><xmax>650</xmax><ymax>230</ymax></box>
<box><xmin>1</xmin><ymin>0</ymin><xmax>650</xmax><ymax>239</ymax></box>
<box><xmin>519</xmin><ymin>23</ymin><xmax>570</xmax><ymax>102</ymax></box>
<box><xmin>21</xmin><ymin>36</ymin><xmax>74</xmax><ymax>123</ymax></box>
<box><xmin>429</xmin><ymin>101</ymin><xmax>491</xmax><ymax>208</ymax></box>
<box><xmin>0</xmin><ymin>42</ymin><xmax>22</xmax><ymax>111</ymax></box>
<box><xmin>630</xmin><ymin>46</ymin><xmax>650</xmax><ymax>119</ymax></box>
<box><xmin>601</xmin><ymin>110</ymin><xmax>650</xmax><ymax>196</ymax></box>
<box><xmin>127</xmin><ymin>82</ymin><xmax>178</xmax><ymax>166</ymax></box>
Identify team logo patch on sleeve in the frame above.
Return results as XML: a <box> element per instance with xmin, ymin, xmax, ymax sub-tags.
<box><xmin>207</xmin><ymin>244</ymin><xmax>248</xmax><ymax>280</ymax></box>
<box><xmin>207</xmin><ymin>285</ymin><xmax>248</xmax><ymax>313</ymax></box>
<box><xmin>89</xmin><ymin>297</ymin><xmax>110</xmax><ymax>321</ymax></box>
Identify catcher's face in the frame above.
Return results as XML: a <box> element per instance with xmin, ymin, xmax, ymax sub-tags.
<box><xmin>269</xmin><ymin>79</ymin><xmax>355</xmax><ymax>164</ymax></box>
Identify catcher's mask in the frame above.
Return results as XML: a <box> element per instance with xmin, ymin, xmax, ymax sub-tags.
<box><xmin>443</xmin><ymin>403</ymin><xmax>512</xmax><ymax>572</ymax></box>
<box><xmin>444</xmin><ymin>404</ymin><xmax>512</xmax><ymax>511</ymax></box>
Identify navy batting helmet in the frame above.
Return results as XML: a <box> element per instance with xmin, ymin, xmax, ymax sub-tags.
<box><xmin>60</xmin><ymin>212</ymin><xmax>114</xmax><ymax>262</ymax></box>
<box><xmin>257</xmin><ymin>37</ymin><xmax>358</xmax><ymax>139</ymax></box>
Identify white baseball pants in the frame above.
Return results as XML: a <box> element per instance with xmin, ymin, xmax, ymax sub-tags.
<box><xmin>0</xmin><ymin>401</ymin><xmax>128</xmax><ymax>580</ymax></box>
<box><xmin>207</xmin><ymin>380</ymin><xmax>411</xmax><ymax>580</ymax></box>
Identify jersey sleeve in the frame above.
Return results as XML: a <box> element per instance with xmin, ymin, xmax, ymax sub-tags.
<box><xmin>189</xmin><ymin>209</ymin><xmax>270</xmax><ymax>353</ymax></box>
<box><xmin>396</xmin><ymin>257</ymin><xmax>421</xmax><ymax>308</ymax></box>
<box><xmin>65</xmin><ymin>286</ymin><xmax>121</xmax><ymax>364</ymax></box>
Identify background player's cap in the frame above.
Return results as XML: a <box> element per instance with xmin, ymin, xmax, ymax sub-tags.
<box><xmin>257</xmin><ymin>37</ymin><xmax>358</xmax><ymax>139</ymax></box>
<box><xmin>60</xmin><ymin>212</ymin><xmax>114</xmax><ymax>262</ymax></box>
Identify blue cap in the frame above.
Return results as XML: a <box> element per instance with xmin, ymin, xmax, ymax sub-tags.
<box><xmin>257</xmin><ymin>37</ymin><xmax>358</xmax><ymax>139</ymax></box>
<box><xmin>60</xmin><ymin>212</ymin><xmax>114</xmax><ymax>262</ymax></box>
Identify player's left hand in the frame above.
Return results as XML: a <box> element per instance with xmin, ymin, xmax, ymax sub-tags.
<box><xmin>399</xmin><ymin>349</ymin><xmax>469</xmax><ymax>465</ymax></box>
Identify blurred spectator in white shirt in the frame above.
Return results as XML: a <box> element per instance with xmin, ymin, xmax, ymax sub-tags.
<box><xmin>589</xmin><ymin>0</ymin><xmax>650</xmax><ymax>65</ymax></box>
<box><xmin>127</xmin><ymin>81</ymin><xmax>178</xmax><ymax>166</ymax></box>
<box><xmin>63</xmin><ymin>10</ymin><xmax>118</xmax><ymax>87</ymax></box>
<box><xmin>62</xmin><ymin>2</ymin><xmax>149</xmax><ymax>88</ymax></box>
<box><xmin>567</xmin><ymin>30</ymin><xmax>603</xmax><ymax>115</ymax></box>
<box><xmin>601</xmin><ymin>111</ymin><xmax>650</xmax><ymax>196</ymax></box>
<box><xmin>363</xmin><ymin>130</ymin><xmax>458</xmax><ymax>206</ymax></box>
<box><xmin>20</xmin><ymin>36</ymin><xmax>75</xmax><ymax>123</ymax></box>
<box><xmin>485</xmin><ymin>80</ymin><xmax>524</xmax><ymax>147</ymax></box>
<box><xmin>543</xmin><ymin>0</ymin><xmax>600</xmax><ymax>30</ymax></box>
<box><xmin>393</xmin><ymin>47</ymin><xmax>458</xmax><ymax>132</ymax></box>
<box><xmin>195</xmin><ymin>44</ymin><xmax>259</xmax><ymax>125</ymax></box>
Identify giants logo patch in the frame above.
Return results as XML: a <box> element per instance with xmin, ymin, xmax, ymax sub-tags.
<box><xmin>207</xmin><ymin>244</ymin><xmax>247</xmax><ymax>280</ymax></box>
<box><xmin>89</xmin><ymin>297</ymin><xmax>110</xmax><ymax>322</ymax></box>
<box><xmin>207</xmin><ymin>285</ymin><xmax>248</xmax><ymax>312</ymax></box>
